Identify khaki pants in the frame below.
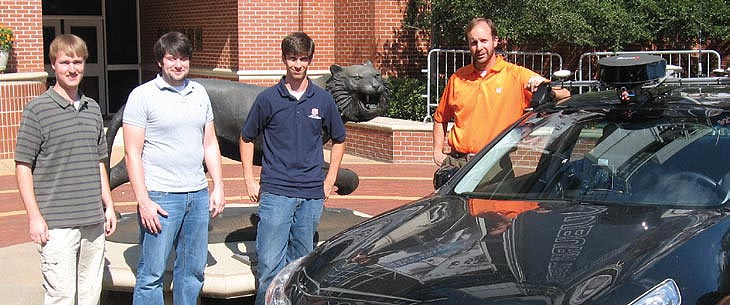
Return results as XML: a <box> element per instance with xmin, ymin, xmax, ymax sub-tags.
<box><xmin>442</xmin><ymin>154</ymin><xmax>470</xmax><ymax>168</ymax></box>
<box><xmin>441</xmin><ymin>154</ymin><xmax>515</xmax><ymax>186</ymax></box>
<box><xmin>38</xmin><ymin>223</ymin><xmax>105</xmax><ymax>305</ymax></box>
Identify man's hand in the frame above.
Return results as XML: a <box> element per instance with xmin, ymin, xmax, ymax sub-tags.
<box><xmin>209</xmin><ymin>186</ymin><xmax>225</xmax><ymax>218</ymax></box>
<box><xmin>28</xmin><ymin>216</ymin><xmax>49</xmax><ymax>245</ymax></box>
<box><xmin>138</xmin><ymin>198</ymin><xmax>168</xmax><ymax>234</ymax></box>
<box><xmin>433</xmin><ymin>149</ymin><xmax>447</xmax><ymax>166</ymax></box>
<box><xmin>525</xmin><ymin>76</ymin><xmax>549</xmax><ymax>92</ymax></box>
<box><xmin>324</xmin><ymin>181</ymin><xmax>338</xmax><ymax>201</ymax></box>
<box><xmin>104</xmin><ymin>208</ymin><xmax>117</xmax><ymax>236</ymax></box>
<box><xmin>245</xmin><ymin>179</ymin><xmax>260</xmax><ymax>203</ymax></box>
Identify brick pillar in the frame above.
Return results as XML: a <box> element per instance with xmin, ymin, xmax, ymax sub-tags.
<box><xmin>0</xmin><ymin>80</ymin><xmax>46</xmax><ymax>159</ymax></box>
<box><xmin>0</xmin><ymin>0</ymin><xmax>47</xmax><ymax>159</ymax></box>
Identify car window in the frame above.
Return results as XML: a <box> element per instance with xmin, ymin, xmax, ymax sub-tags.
<box><xmin>454</xmin><ymin>109</ymin><xmax>730</xmax><ymax>207</ymax></box>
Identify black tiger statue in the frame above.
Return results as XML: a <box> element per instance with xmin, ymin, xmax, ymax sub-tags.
<box><xmin>105</xmin><ymin>61</ymin><xmax>389</xmax><ymax>196</ymax></box>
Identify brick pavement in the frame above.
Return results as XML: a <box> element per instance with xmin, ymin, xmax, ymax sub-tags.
<box><xmin>0</xmin><ymin>156</ymin><xmax>439</xmax><ymax>248</ymax></box>
<box><xmin>0</xmin><ymin>154</ymin><xmax>438</xmax><ymax>305</ymax></box>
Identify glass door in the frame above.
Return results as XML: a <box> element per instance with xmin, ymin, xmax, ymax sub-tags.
<box><xmin>43</xmin><ymin>17</ymin><xmax>107</xmax><ymax>114</ymax></box>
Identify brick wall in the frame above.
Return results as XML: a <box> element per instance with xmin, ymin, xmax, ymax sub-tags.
<box><xmin>236</xmin><ymin>0</ymin><xmax>331</xmax><ymax>72</ymax></box>
<box><xmin>140</xmin><ymin>0</ymin><xmax>338</xmax><ymax>76</ymax></box>
<box><xmin>0</xmin><ymin>0</ymin><xmax>45</xmax><ymax>159</ymax></box>
<box><xmin>0</xmin><ymin>81</ymin><xmax>46</xmax><ymax>158</ymax></box>
<box><xmin>333</xmin><ymin>0</ymin><xmax>428</xmax><ymax>77</ymax></box>
<box><xmin>301</xmin><ymin>0</ymin><xmax>336</xmax><ymax>69</ymax></box>
<box><xmin>142</xmin><ymin>0</ymin><xmax>427</xmax><ymax>81</ymax></box>
<box><xmin>334</xmin><ymin>0</ymin><xmax>378</xmax><ymax>67</ymax></box>
<box><xmin>343</xmin><ymin>117</ymin><xmax>433</xmax><ymax>163</ymax></box>
<box><xmin>0</xmin><ymin>0</ymin><xmax>44</xmax><ymax>73</ymax></box>
<box><xmin>140</xmin><ymin>0</ymin><xmax>240</xmax><ymax>73</ymax></box>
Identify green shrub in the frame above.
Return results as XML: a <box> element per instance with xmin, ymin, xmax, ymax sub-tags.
<box><xmin>384</xmin><ymin>77</ymin><xmax>427</xmax><ymax>121</ymax></box>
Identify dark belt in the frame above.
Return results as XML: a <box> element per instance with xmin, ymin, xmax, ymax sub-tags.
<box><xmin>450</xmin><ymin>151</ymin><xmax>476</xmax><ymax>161</ymax></box>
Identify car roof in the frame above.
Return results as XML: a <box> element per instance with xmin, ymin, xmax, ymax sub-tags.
<box><xmin>554</xmin><ymin>84</ymin><xmax>730</xmax><ymax>111</ymax></box>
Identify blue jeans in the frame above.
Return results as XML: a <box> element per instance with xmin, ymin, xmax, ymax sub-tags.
<box><xmin>254</xmin><ymin>192</ymin><xmax>323</xmax><ymax>305</ymax></box>
<box><xmin>133</xmin><ymin>188</ymin><xmax>209</xmax><ymax>305</ymax></box>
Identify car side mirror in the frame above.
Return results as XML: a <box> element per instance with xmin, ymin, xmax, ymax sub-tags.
<box><xmin>433</xmin><ymin>165</ymin><xmax>459</xmax><ymax>189</ymax></box>
<box><xmin>530</xmin><ymin>82</ymin><xmax>555</xmax><ymax>109</ymax></box>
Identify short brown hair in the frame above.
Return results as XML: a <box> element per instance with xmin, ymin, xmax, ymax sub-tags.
<box><xmin>153</xmin><ymin>32</ymin><xmax>193</xmax><ymax>64</ymax></box>
<box><xmin>48</xmin><ymin>34</ymin><xmax>88</xmax><ymax>63</ymax></box>
<box><xmin>465</xmin><ymin>18</ymin><xmax>498</xmax><ymax>40</ymax></box>
<box><xmin>281</xmin><ymin>32</ymin><xmax>315</xmax><ymax>58</ymax></box>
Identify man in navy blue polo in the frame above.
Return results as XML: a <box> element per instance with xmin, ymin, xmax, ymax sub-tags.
<box><xmin>239</xmin><ymin>31</ymin><xmax>346</xmax><ymax>305</ymax></box>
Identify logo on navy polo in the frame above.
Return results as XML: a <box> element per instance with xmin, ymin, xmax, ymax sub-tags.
<box><xmin>308</xmin><ymin>108</ymin><xmax>322</xmax><ymax>119</ymax></box>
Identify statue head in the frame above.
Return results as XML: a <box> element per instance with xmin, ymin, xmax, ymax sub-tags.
<box><xmin>324</xmin><ymin>61</ymin><xmax>390</xmax><ymax>123</ymax></box>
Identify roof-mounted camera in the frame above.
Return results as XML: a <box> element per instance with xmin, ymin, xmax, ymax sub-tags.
<box><xmin>598</xmin><ymin>54</ymin><xmax>668</xmax><ymax>103</ymax></box>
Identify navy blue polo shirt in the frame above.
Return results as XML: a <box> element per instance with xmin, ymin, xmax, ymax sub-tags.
<box><xmin>241</xmin><ymin>77</ymin><xmax>346</xmax><ymax>199</ymax></box>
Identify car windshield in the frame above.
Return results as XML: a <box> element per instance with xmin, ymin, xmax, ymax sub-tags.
<box><xmin>454</xmin><ymin>105</ymin><xmax>730</xmax><ymax>207</ymax></box>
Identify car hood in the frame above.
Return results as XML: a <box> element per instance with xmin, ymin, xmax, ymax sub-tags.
<box><xmin>296</xmin><ymin>196</ymin><xmax>726</xmax><ymax>304</ymax></box>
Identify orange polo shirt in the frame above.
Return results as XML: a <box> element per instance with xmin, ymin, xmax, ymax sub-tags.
<box><xmin>434</xmin><ymin>56</ymin><xmax>538</xmax><ymax>154</ymax></box>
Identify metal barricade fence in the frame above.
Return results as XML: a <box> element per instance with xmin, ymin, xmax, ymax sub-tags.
<box><xmin>576</xmin><ymin>50</ymin><xmax>723</xmax><ymax>93</ymax></box>
<box><xmin>422</xmin><ymin>49</ymin><xmax>470</xmax><ymax>123</ymax></box>
<box><xmin>422</xmin><ymin>49</ymin><xmax>724</xmax><ymax>122</ymax></box>
<box><xmin>423</xmin><ymin>49</ymin><xmax>563</xmax><ymax>122</ymax></box>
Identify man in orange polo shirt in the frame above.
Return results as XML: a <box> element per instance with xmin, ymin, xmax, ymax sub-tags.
<box><xmin>433</xmin><ymin>18</ymin><xmax>569</xmax><ymax>172</ymax></box>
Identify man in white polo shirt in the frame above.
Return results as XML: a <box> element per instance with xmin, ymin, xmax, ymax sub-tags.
<box><xmin>123</xmin><ymin>31</ymin><xmax>225</xmax><ymax>305</ymax></box>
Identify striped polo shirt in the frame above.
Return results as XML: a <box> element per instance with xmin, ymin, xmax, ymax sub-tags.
<box><xmin>14</xmin><ymin>88</ymin><xmax>108</xmax><ymax>229</ymax></box>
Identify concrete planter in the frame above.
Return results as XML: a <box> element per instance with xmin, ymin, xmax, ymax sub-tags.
<box><xmin>0</xmin><ymin>49</ymin><xmax>8</xmax><ymax>72</ymax></box>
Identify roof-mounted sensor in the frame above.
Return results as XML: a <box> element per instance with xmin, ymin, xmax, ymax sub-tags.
<box><xmin>598</xmin><ymin>54</ymin><xmax>667</xmax><ymax>88</ymax></box>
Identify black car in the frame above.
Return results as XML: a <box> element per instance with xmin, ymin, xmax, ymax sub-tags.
<box><xmin>264</xmin><ymin>55</ymin><xmax>730</xmax><ymax>305</ymax></box>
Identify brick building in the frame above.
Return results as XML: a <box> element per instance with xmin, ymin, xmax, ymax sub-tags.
<box><xmin>0</xmin><ymin>0</ymin><xmax>431</xmax><ymax>160</ymax></box>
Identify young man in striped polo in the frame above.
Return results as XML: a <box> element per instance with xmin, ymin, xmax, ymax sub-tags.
<box><xmin>15</xmin><ymin>34</ymin><xmax>117</xmax><ymax>305</ymax></box>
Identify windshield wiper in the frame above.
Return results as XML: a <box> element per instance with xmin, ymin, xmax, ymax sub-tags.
<box><xmin>460</xmin><ymin>192</ymin><xmax>518</xmax><ymax>200</ymax></box>
<box><xmin>533</xmin><ymin>197</ymin><xmax>628</xmax><ymax>207</ymax></box>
